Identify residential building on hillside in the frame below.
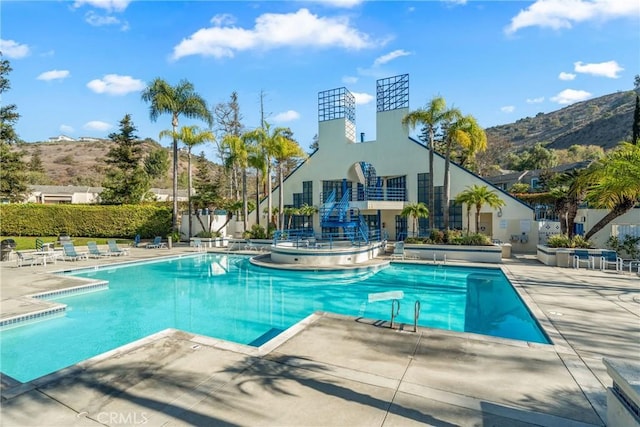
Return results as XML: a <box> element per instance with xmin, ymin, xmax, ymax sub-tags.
<box><xmin>485</xmin><ymin>161</ymin><xmax>592</xmax><ymax>192</ymax></box>
<box><xmin>26</xmin><ymin>185</ymin><xmax>188</xmax><ymax>204</ymax></box>
<box><xmin>47</xmin><ymin>135</ymin><xmax>76</xmax><ymax>142</ymax></box>
<box><xmin>245</xmin><ymin>75</ymin><xmax>539</xmax><ymax>252</ymax></box>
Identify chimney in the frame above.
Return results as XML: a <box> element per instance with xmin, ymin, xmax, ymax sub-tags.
<box><xmin>360</xmin><ymin>132</ymin><xmax>365</xmax><ymax>142</ymax></box>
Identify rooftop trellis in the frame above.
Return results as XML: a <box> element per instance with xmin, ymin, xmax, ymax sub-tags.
<box><xmin>318</xmin><ymin>87</ymin><xmax>356</xmax><ymax>122</ymax></box>
<box><xmin>376</xmin><ymin>74</ymin><xmax>409</xmax><ymax>112</ymax></box>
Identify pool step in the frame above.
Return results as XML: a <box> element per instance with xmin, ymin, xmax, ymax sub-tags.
<box><xmin>248</xmin><ymin>328</ymin><xmax>285</xmax><ymax>347</ymax></box>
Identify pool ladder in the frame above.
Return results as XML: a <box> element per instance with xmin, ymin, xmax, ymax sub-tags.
<box><xmin>389</xmin><ymin>299</ymin><xmax>421</xmax><ymax>332</ymax></box>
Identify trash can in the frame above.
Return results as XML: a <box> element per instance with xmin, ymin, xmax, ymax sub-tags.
<box><xmin>0</xmin><ymin>239</ymin><xmax>17</xmax><ymax>261</ymax></box>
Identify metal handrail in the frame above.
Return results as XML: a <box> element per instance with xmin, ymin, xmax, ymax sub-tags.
<box><xmin>390</xmin><ymin>299</ymin><xmax>400</xmax><ymax>329</ymax></box>
<box><xmin>414</xmin><ymin>300</ymin><xmax>421</xmax><ymax>332</ymax></box>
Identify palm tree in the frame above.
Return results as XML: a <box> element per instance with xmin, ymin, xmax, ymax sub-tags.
<box><xmin>454</xmin><ymin>185</ymin><xmax>505</xmax><ymax>234</ymax></box>
<box><xmin>579</xmin><ymin>142</ymin><xmax>640</xmax><ymax>240</ymax></box>
<box><xmin>401</xmin><ymin>202</ymin><xmax>429</xmax><ymax>238</ymax></box>
<box><xmin>141</xmin><ymin>78</ymin><xmax>213</xmax><ymax>232</ymax></box>
<box><xmin>221</xmin><ymin>134</ymin><xmax>249</xmax><ymax>232</ymax></box>
<box><xmin>402</xmin><ymin>96</ymin><xmax>453</xmax><ymax>230</ymax></box>
<box><xmin>272</xmin><ymin>135</ymin><xmax>306</xmax><ymax>230</ymax></box>
<box><xmin>159</xmin><ymin>125</ymin><xmax>215</xmax><ymax>238</ymax></box>
<box><xmin>246</xmin><ymin>135</ymin><xmax>268</xmax><ymax>226</ymax></box>
<box><xmin>442</xmin><ymin>113</ymin><xmax>486</xmax><ymax>230</ymax></box>
<box><xmin>245</xmin><ymin>123</ymin><xmax>302</xmax><ymax>230</ymax></box>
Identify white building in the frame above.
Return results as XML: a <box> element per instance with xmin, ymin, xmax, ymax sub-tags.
<box><xmin>247</xmin><ymin>75</ymin><xmax>539</xmax><ymax>252</ymax></box>
<box><xmin>47</xmin><ymin>135</ymin><xmax>76</xmax><ymax>142</ymax></box>
<box><xmin>26</xmin><ymin>185</ymin><xmax>188</xmax><ymax>204</ymax></box>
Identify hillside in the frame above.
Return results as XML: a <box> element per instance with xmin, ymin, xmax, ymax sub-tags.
<box><xmin>14</xmin><ymin>139</ymin><xmax>220</xmax><ymax>187</ymax></box>
<box><xmin>485</xmin><ymin>89</ymin><xmax>638</xmax><ymax>151</ymax></box>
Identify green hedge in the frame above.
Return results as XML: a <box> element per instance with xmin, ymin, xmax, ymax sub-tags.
<box><xmin>0</xmin><ymin>204</ymin><xmax>172</xmax><ymax>238</ymax></box>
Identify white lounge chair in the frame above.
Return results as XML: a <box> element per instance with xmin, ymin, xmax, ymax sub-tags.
<box><xmin>107</xmin><ymin>240</ymin><xmax>129</xmax><ymax>256</ymax></box>
<box><xmin>390</xmin><ymin>242</ymin><xmax>405</xmax><ymax>260</ymax></box>
<box><xmin>16</xmin><ymin>251</ymin><xmax>45</xmax><ymax>267</ymax></box>
<box><xmin>147</xmin><ymin>236</ymin><xmax>167</xmax><ymax>249</ymax></box>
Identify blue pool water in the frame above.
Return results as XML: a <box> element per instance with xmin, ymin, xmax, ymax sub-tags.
<box><xmin>0</xmin><ymin>255</ymin><xmax>549</xmax><ymax>382</ymax></box>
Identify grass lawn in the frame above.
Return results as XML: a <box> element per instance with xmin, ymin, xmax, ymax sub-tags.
<box><xmin>0</xmin><ymin>236</ymin><xmax>132</xmax><ymax>251</ymax></box>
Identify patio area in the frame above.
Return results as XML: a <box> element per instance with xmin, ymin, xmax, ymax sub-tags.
<box><xmin>0</xmin><ymin>246</ymin><xmax>638</xmax><ymax>426</ymax></box>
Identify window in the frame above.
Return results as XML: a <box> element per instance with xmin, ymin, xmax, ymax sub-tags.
<box><xmin>302</xmin><ymin>181</ymin><xmax>313</xmax><ymax>206</ymax></box>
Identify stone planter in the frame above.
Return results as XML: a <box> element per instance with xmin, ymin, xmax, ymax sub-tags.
<box><xmin>536</xmin><ymin>245</ymin><xmax>558</xmax><ymax>266</ymax></box>
<box><xmin>403</xmin><ymin>244</ymin><xmax>502</xmax><ymax>263</ymax></box>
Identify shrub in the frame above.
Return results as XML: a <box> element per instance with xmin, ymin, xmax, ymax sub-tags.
<box><xmin>547</xmin><ymin>234</ymin><xmax>572</xmax><ymax>248</ymax></box>
<box><xmin>606</xmin><ymin>235</ymin><xmax>640</xmax><ymax>259</ymax></box>
<box><xmin>0</xmin><ymin>203</ymin><xmax>171</xmax><ymax>238</ymax></box>
<box><xmin>246</xmin><ymin>224</ymin><xmax>268</xmax><ymax>239</ymax></box>
<box><xmin>546</xmin><ymin>234</ymin><xmax>593</xmax><ymax>248</ymax></box>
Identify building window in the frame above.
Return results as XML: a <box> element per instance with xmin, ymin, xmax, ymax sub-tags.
<box><xmin>387</xmin><ymin>176</ymin><xmax>406</xmax><ymax>201</ymax></box>
<box><xmin>531</xmin><ymin>178</ymin><xmax>540</xmax><ymax>189</ymax></box>
<box><xmin>293</xmin><ymin>193</ymin><xmax>302</xmax><ymax>208</ymax></box>
<box><xmin>322</xmin><ymin>180</ymin><xmax>352</xmax><ymax>201</ymax></box>
<box><xmin>302</xmin><ymin>181</ymin><xmax>313</xmax><ymax>206</ymax></box>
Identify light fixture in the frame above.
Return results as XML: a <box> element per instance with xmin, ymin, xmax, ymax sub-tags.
<box><xmin>497</xmin><ymin>207</ymin><xmax>503</xmax><ymax>217</ymax></box>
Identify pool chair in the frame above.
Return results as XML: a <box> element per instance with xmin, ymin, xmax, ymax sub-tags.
<box><xmin>87</xmin><ymin>241</ymin><xmax>114</xmax><ymax>258</ymax></box>
<box><xmin>390</xmin><ymin>242</ymin><xmax>405</xmax><ymax>260</ymax></box>
<box><xmin>244</xmin><ymin>240</ymin><xmax>262</xmax><ymax>251</ymax></box>
<box><xmin>599</xmin><ymin>250</ymin><xmax>622</xmax><ymax>272</ymax></box>
<box><xmin>15</xmin><ymin>251</ymin><xmax>45</xmax><ymax>267</ymax></box>
<box><xmin>573</xmin><ymin>249</ymin><xmax>593</xmax><ymax>269</ymax></box>
<box><xmin>192</xmin><ymin>238</ymin><xmax>204</xmax><ymax>252</ymax></box>
<box><xmin>61</xmin><ymin>242</ymin><xmax>88</xmax><ymax>261</ymax></box>
<box><xmin>147</xmin><ymin>236</ymin><xmax>167</xmax><ymax>249</ymax></box>
<box><xmin>107</xmin><ymin>239</ymin><xmax>129</xmax><ymax>256</ymax></box>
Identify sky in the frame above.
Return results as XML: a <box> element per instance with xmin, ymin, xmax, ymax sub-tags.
<box><xmin>2</xmin><ymin>0</ymin><xmax>639</xmax><ymax>161</ymax></box>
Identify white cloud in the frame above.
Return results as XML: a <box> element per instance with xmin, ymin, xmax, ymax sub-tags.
<box><xmin>60</xmin><ymin>124</ymin><xmax>75</xmax><ymax>133</ymax></box>
<box><xmin>558</xmin><ymin>72</ymin><xmax>576</xmax><ymax>81</ymax></box>
<box><xmin>37</xmin><ymin>70</ymin><xmax>70</xmax><ymax>81</ymax></box>
<box><xmin>87</xmin><ymin>74</ymin><xmax>145</xmax><ymax>95</ymax></box>
<box><xmin>505</xmin><ymin>0</ymin><xmax>640</xmax><ymax>34</ymax></box>
<box><xmin>0</xmin><ymin>39</ymin><xmax>30</xmax><ymax>59</ymax></box>
<box><xmin>373</xmin><ymin>49</ymin><xmax>411</xmax><ymax>67</ymax></box>
<box><xmin>273</xmin><ymin>110</ymin><xmax>301</xmax><ymax>123</ymax></box>
<box><xmin>501</xmin><ymin>106</ymin><xmax>515</xmax><ymax>113</ymax></box>
<box><xmin>311</xmin><ymin>0</ymin><xmax>363</xmax><ymax>8</ymax></box>
<box><xmin>574</xmin><ymin>60</ymin><xmax>623</xmax><ymax>78</ymax></box>
<box><xmin>83</xmin><ymin>121</ymin><xmax>112</xmax><ymax>131</ymax></box>
<box><xmin>526</xmin><ymin>97</ymin><xmax>545</xmax><ymax>103</ymax></box>
<box><xmin>172</xmin><ymin>8</ymin><xmax>379</xmax><ymax>60</ymax></box>
<box><xmin>73</xmin><ymin>0</ymin><xmax>131</xmax><ymax>12</ymax></box>
<box><xmin>352</xmin><ymin>92</ymin><xmax>374</xmax><ymax>105</ymax></box>
<box><xmin>210</xmin><ymin>14</ymin><xmax>236</xmax><ymax>27</ymax></box>
<box><xmin>342</xmin><ymin>75</ymin><xmax>358</xmax><ymax>84</ymax></box>
<box><xmin>551</xmin><ymin>88</ymin><xmax>591</xmax><ymax>104</ymax></box>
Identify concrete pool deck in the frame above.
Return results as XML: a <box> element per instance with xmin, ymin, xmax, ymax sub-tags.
<box><xmin>0</xmin><ymin>246</ymin><xmax>638</xmax><ymax>426</ymax></box>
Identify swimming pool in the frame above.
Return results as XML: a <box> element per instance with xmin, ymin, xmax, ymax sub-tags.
<box><xmin>0</xmin><ymin>254</ymin><xmax>549</xmax><ymax>382</ymax></box>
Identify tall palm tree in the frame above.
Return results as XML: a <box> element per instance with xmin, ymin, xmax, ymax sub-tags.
<box><xmin>246</xmin><ymin>134</ymin><xmax>268</xmax><ymax>226</ymax></box>
<box><xmin>141</xmin><ymin>78</ymin><xmax>213</xmax><ymax>232</ymax></box>
<box><xmin>579</xmin><ymin>142</ymin><xmax>640</xmax><ymax>240</ymax></box>
<box><xmin>454</xmin><ymin>185</ymin><xmax>505</xmax><ymax>234</ymax></box>
<box><xmin>442</xmin><ymin>113</ymin><xmax>486</xmax><ymax>229</ymax></box>
<box><xmin>272</xmin><ymin>135</ymin><xmax>306</xmax><ymax>230</ymax></box>
<box><xmin>401</xmin><ymin>202</ymin><xmax>429</xmax><ymax>238</ymax></box>
<box><xmin>221</xmin><ymin>134</ymin><xmax>250</xmax><ymax>232</ymax></box>
<box><xmin>245</xmin><ymin>122</ymin><xmax>292</xmax><ymax>229</ymax></box>
<box><xmin>402</xmin><ymin>96</ymin><xmax>453</xmax><ymax>230</ymax></box>
<box><xmin>159</xmin><ymin>125</ymin><xmax>215</xmax><ymax>238</ymax></box>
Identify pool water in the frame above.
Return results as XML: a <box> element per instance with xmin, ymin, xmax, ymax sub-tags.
<box><xmin>0</xmin><ymin>254</ymin><xmax>549</xmax><ymax>382</ymax></box>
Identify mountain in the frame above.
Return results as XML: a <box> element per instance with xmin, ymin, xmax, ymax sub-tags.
<box><xmin>14</xmin><ymin>138</ymin><xmax>220</xmax><ymax>188</ymax></box>
<box><xmin>485</xmin><ymin>89</ymin><xmax>638</xmax><ymax>151</ymax></box>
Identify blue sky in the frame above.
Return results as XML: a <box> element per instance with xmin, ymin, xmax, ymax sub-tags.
<box><xmin>2</xmin><ymin>0</ymin><xmax>638</xmax><ymax>159</ymax></box>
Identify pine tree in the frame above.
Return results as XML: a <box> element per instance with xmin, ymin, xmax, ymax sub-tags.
<box><xmin>100</xmin><ymin>114</ymin><xmax>151</xmax><ymax>204</ymax></box>
<box><xmin>632</xmin><ymin>95</ymin><xmax>639</xmax><ymax>145</ymax></box>
<box><xmin>0</xmin><ymin>54</ymin><xmax>28</xmax><ymax>202</ymax></box>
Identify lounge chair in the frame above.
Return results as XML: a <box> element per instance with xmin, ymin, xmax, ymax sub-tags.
<box><xmin>244</xmin><ymin>239</ymin><xmax>262</xmax><ymax>251</ymax></box>
<box><xmin>573</xmin><ymin>249</ymin><xmax>593</xmax><ymax>269</ymax></box>
<box><xmin>192</xmin><ymin>238</ymin><xmax>204</xmax><ymax>252</ymax></box>
<box><xmin>16</xmin><ymin>251</ymin><xmax>45</xmax><ymax>267</ymax></box>
<box><xmin>600</xmin><ymin>250</ymin><xmax>622</xmax><ymax>272</ymax></box>
<box><xmin>390</xmin><ymin>242</ymin><xmax>405</xmax><ymax>260</ymax></box>
<box><xmin>87</xmin><ymin>241</ymin><xmax>114</xmax><ymax>258</ymax></box>
<box><xmin>107</xmin><ymin>240</ymin><xmax>129</xmax><ymax>256</ymax></box>
<box><xmin>133</xmin><ymin>234</ymin><xmax>142</xmax><ymax>247</ymax></box>
<box><xmin>147</xmin><ymin>236</ymin><xmax>167</xmax><ymax>249</ymax></box>
<box><xmin>61</xmin><ymin>242</ymin><xmax>88</xmax><ymax>261</ymax></box>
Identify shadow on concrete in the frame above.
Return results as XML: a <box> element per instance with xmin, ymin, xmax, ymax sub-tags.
<box><xmin>222</xmin><ymin>355</ymin><xmax>458</xmax><ymax>426</ymax></box>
